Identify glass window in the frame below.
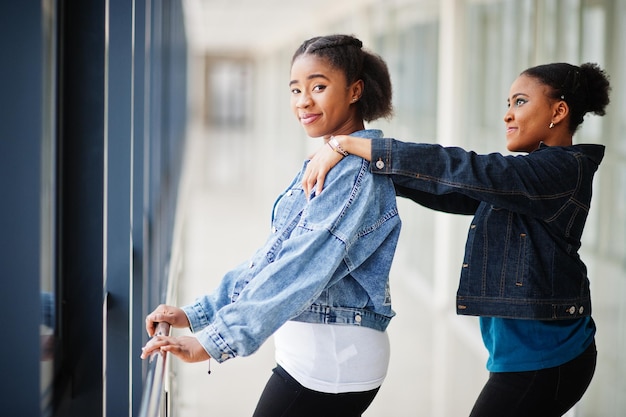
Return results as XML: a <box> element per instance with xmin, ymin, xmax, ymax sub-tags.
<box><xmin>380</xmin><ymin>18</ymin><xmax>440</xmax><ymax>288</ymax></box>
<box><xmin>465</xmin><ymin>0</ymin><xmax>536</xmax><ymax>154</ymax></box>
<box><xmin>395</xmin><ymin>22</ymin><xmax>439</xmax><ymax>140</ymax></box>
<box><xmin>40</xmin><ymin>0</ymin><xmax>57</xmax><ymax>413</ymax></box>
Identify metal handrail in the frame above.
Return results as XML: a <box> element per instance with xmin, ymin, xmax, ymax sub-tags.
<box><xmin>138</xmin><ymin>321</ymin><xmax>172</xmax><ymax>417</ymax></box>
<box><xmin>138</xmin><ymin>118</ymin><xmax>197</xmax><ymax>417</ymax></box>
<box><xmin>138</xmin><ymin>137</ymin><xmax>189</xmax><ymax>416</ymax></box>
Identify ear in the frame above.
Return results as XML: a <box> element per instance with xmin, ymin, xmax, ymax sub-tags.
<box><xmin>349</xmin><ymin>79</ymin><xmax>364</xmax><ymax>102</ymax></box>
<box><xmin>551</xmin><ymin>99</ymin><xmax>569</xmax><ymax>125</ymax></box>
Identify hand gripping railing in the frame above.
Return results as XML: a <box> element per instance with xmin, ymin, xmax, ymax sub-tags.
<box><xmin>138</xmin><ymin>321</ymin><xmax>172</xmax><ymax>417</ymax></box>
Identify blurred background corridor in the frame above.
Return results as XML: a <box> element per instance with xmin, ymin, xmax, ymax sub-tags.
<box><xmin>2</xmin><ymin>1</ymin><xmax>625</xmax><ymax>416</ymax></box>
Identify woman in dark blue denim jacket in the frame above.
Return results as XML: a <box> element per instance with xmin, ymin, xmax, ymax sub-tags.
<box><xmin>303</xmin><ymin>62</ymin><xmax>611</xmax><ymax>416</ymax></box>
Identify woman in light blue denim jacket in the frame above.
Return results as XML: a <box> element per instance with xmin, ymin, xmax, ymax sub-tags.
<box><xmin>303</xmin><ymin>62</ymin><xmax>611</xmax><ymax>416</ymax></box>
<box><xmin>141</xmin><ymin>34</ymin><xmax>401</xmax><ymax>417</ymax></box>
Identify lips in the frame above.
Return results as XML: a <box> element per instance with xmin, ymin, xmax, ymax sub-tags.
<box><xmin>506</xmin><ymin>126</ymin><xmax>518</xmax><ymax>135</ymax></box>
<box><xmin>300</xmin><ymin>113</ymin><xmax>321</xmax><ymax>125</ymax></box>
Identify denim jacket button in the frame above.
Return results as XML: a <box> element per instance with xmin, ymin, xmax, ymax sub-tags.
<box><xmin>355</xmin><ymin>314</ymin><xmax>362</xmax><ymax>323</ymax></box>
<box><xmin>568</xmin><ymin>306</ymin><xmax>576</xmax><ymax>315</ymax></box>
<box><xmin>375</xmin><ymin>159</ymin><xmax>385</xmax><ymax>170</ymax></box>
<box><xmin>579</xmin><ymin>306</ymin><xmax>584</xmax><ymax>314</ymax></box>
<box><xmin>221</xmin><ymin>353</ymin><xmax>229</xmax><ymax>360</ymax></box>
<box><xmin>271</xmin><ymin>226</ymin><xmax>277</xmax><ymax>233</ymax></box>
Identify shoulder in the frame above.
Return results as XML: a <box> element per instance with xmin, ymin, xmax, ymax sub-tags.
<box><xmin>571</xmin><ymin>144</ymin><xmax>605</xmax><ymax>164</ymax></box>
<box><xmin>324</xmin><ymin>155</ymin><xmax>373</xmax><ymax>189</ymax></box>
<box><xmin>532</xmin><ymin>143</ymin><xmax>605</xmax><ymax>165</ymax></box>
<box><xmin>326</xmin><ymin>152</ymin><xmax>370</xmax><ymax>174</ymax></box>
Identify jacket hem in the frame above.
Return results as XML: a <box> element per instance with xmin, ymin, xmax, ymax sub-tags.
<box><xmin>456</xmin><ymin>296</ymin><xmax>591</xmax><ymax>320</ymax></box>
<box><xmin>291</xmin><ymin>304</ymin><xmax>392</xmax><ymax>332</ymax></box>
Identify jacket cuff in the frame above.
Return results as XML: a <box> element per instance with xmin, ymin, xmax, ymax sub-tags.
<box><xmin>181</xmin><ymin>304</ymin><xmax>237</xmax><ymax>363</ymax></box>
<box><xmin>182</xmin><ymin>303</ymin><xmax>212</xmax><ymax>333</ymax></box>
<box><xmin>370</xmin><ymin>137</ymin><xmax>393</xmax><ymax>173</ymax></box>
<box><xmin>195</xmin><ymin>322</ymin><xmax>237</xmax><ymax>363</ymax></box>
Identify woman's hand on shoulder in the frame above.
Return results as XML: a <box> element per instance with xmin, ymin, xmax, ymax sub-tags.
<box><xmin>303</xmin><ymin>139</ymin><xmax>345</xmax><ymax>198</ymax></box>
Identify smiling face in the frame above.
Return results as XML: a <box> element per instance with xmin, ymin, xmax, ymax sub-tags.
<box><xmin>290</xmin><ymin>54</ymin><xmax>364</xmax><ymax>139</ymax></box>
<box><xmin>504</xmin><ymin>74</ymin><xmax>568</xmax><ymax>152</ymax></box>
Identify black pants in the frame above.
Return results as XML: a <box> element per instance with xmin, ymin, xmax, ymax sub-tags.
<box><xmin>469</xmin><ymin>341</ymin><xmax>597</xmax><ymax>417</ymax></box>
<box><xmin>252</xmin><ymin>366</ymin><xmax>380</xmax><ymax>417</ymax></box>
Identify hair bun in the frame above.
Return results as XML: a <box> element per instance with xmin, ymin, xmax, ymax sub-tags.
<box><xmin>579</xmin><ymin>62</ymin><xmax>611</xmax><ymax>116</ymax></box>
<box><xmin>350</xmin><ymin>38</ymin><xmax>363</xmax><ymax>48</ymax></box>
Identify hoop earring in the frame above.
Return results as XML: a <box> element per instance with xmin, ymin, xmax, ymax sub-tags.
<box><xmin>549</xmin><ymin>122</ymin><xmax>554</xmax><ymax>129</ymax></box>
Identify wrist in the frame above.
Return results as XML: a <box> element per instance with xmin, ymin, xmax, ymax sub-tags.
<box><xmin>339</xmin><ymin>135</ymin><xmax>372</xmax><ymax>161</ymax></box>
<box><xmin>328</xmin><ymin>136</ymin><xmax>349</xmax><ymax>157</ymax></box>
<box><xmin>338</xmin><ymin>135</ymin><xmax>351</xmax><ymax>155</ymax></box>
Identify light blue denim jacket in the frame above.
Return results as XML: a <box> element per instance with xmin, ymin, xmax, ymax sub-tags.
<box><xmin>183</xmin><ymin>130</ymin><xmax>401</xmax><ymax>363</ymax></box>
<box><xmin>370</xmin><ymin>138</ymin><xmax>604</xmax><ymax>320</ymax></box>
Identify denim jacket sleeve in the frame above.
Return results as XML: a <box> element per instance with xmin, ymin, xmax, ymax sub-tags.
<box><xmin>370</xmin><ymin>138</ymin><xmax>604</xmax><ymax>220</ymax></box>
<box><xmin>181</xmin><ymin>156</ymin><xmax>393</xmax><ymax>363</ymax></box>
<box><xmin>394</xmin><ymin>184</ymin><xmax>479</xmax><ymax>215</ymax></box>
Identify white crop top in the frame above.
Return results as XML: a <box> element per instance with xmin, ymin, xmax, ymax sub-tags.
<box><xmin>274</xmin><ymin>320</ymin><xmax>390</xmax><ymax>394</ymax></box>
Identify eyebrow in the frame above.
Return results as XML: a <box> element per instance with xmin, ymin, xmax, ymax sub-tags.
<box><xmin>289</xmin><ymin>73</ymin><xmax>330</xmax><ymax>86</ymax></box>
<box><xmin>507</xmin><ymin>93</ymin><xmax>529</xmax><ymax>102</ymax></box>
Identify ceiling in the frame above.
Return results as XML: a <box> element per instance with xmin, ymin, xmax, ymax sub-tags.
<box><xmin>182</xmin><ymin>0</ymin><xmax>377</xmax><ymax>57</ymax></box>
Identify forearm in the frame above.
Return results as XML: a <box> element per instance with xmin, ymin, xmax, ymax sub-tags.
<box><xmin>335</xmin><ymin>135</ymin><xmax>372</xmax><ymax>161</ymax></box>
<box><xmin>395</xmin><ymin>184</ymin><xmax>479</xmax><ymax>215</ymax></box>
<box><xmin>369</xmin><ymin>138</ymin><xmax>579</xmax><ymax>216</ymax></box>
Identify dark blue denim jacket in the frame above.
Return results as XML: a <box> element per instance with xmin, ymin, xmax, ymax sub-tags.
<box><xmin>371</xmin><ymin>138</ymin><xmax>604</xmax><ymax>320</ymax></box>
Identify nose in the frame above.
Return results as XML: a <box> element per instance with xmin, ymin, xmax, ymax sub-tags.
<box><xmin>296</xmin><ymin>91</ymin><xmax>312</xmax><ymax>108</ymax></box>
<box><xmin>503</xmin><ymin>108</ymin><xmax>513</xmax><ymax>123</ymax></box>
